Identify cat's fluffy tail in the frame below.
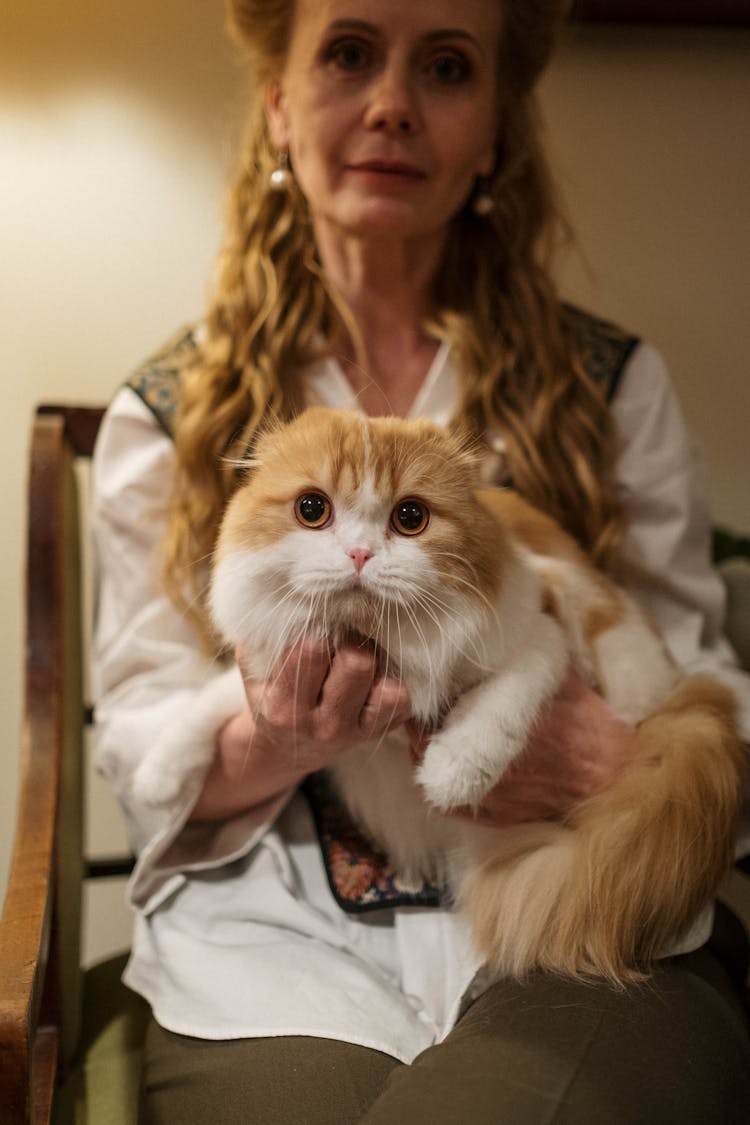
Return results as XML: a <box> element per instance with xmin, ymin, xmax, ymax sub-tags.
<box><xmin>459</xmin><ymin>674</ymin><xmax>743</xmax><ymax>984</ymax></box>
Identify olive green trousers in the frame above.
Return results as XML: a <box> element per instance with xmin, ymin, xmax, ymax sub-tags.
<box><xmin>139</xmin><ymin>948</ymin><xmax>749</xmax><ymax>1124</ymax></box>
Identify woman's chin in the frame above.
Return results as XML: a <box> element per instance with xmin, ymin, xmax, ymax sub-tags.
<box><xmin>317</xmin><ymin>195</ymin><xmax>444</xmax><ymax>242</ymax></box>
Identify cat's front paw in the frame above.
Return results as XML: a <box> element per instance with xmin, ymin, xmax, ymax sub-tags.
<box><xmin>416</xmin><ymin>735</ymin><xmax>499</xmax><ymax>812</ymax></box>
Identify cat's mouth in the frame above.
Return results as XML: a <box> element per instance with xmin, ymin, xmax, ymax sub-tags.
<box><xmin>315</xmin><ymin>586</ymin><xmax>396</xmax><ymax>638</ymax></box>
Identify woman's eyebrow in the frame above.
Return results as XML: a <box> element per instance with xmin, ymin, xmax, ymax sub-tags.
<box><xmin>325</xmin><ymin>20</ymin><xmax>484</xmax><ymax>53</ymax></box>
<box><xmin>422</xmin><ymin>29</ymin><xmax>484</xmax><ymax>51</ymax></box>
<box><xmin>325</xmin><ymin>18</ymin><xmax>378</xmax><ymax>34</ymax></box>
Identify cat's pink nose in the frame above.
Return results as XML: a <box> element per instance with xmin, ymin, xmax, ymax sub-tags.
<box><xmin>348</xmin><ymin>548</ymin><xmax>373</xmax><ymax>574</ymax></box>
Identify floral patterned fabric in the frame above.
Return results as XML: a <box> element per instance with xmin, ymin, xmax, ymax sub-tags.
<box><xmin>302</xmin><ymin>771</ymin><xmax>444</xmax><ymax>913</ymax></box>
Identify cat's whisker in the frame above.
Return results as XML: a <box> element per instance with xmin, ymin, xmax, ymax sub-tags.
<box><xmin>431</xmin><ymin>559</ymin><xmax>502</xmax><ymax>621</ymax></box>
<box><xmin>176</xmin><ymin>572</ymin><xmax>217</xmax><ymax>624</ymax></box>
<box><xmin>395</xmin><ymin>600</ymin><xmax>429</xmax><ymax>727</ymax></box>
<box><xmin>238</xmin><ymin>610</ymin><xmax>314</xmax><ymax>776</ymax></box>
<box><xmin>233</xmin><ymin>600</ymin><xmax>301</xmax><ymax>670</ymax></box>
<box><xmin>367</xmin><ymin>596</ymin><xmax>405</xmax><ymax>738</ymax></box>
<box><xmin>359</xmin><ymin>603</ymin><xmax>405</xmax><ymax>767</ymax></box>
<box><xmin>398</xmin><ymin>599</ymin><xmax>442</xmax><ymax>720</ymax></box>
<box><xmin>251</xmin><ymin>593</ymin><xmax>315</xmax><ymax>770</ymax></box>
<box><xmin>320</xmin><ymin>592</ymin><xmax>335</xmax><ymax>664</ymax></box>
<box><xmin>424</xmin><ymin>550</ymin><xmax>500</xmax><ymax>615</ymax></box>
<box><xmin>258</xmin><ymin>573</ymin><xmax>332</xmax><ymax>632</ymax></box>
<box><xmin>409</xmin><ymin>589</ymin><xmax>491</xmax><ymax>674</ymax></box>
<box><xmin>400</xmin><ymin>586</ymin><xmax>448</xmax><ymax>642</ymax></box>
<box><xmin>421</xmin><ymin>547</ymin><xmax>485</xmax><ymax>586</ymax></box>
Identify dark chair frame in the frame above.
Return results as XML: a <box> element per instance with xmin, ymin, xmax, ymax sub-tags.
<box><xmin>0</xmin><ymin>406</ymin><xmax>104</xmax><ymax>1123</ymax></box>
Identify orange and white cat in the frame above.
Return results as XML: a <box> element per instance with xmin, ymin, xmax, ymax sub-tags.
<box><xmin>133</xmin><ymin>407</ymin><xmax>742</xmax><ymax>982</ymax></box>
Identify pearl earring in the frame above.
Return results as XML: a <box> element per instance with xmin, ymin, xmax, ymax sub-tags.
<box><xmin>472</xmin><ymin>178</ymin><xmax>494</xmax><ymax>217</ymax></box>
<box><xmin>269</xmin><ymin>151</ymin><xmax>291</xmax><ymax>191</ymax></box>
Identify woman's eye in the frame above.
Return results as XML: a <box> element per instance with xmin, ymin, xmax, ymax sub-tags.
<box><xmin>427</xmin><ymin>52</ymin><xmax>471</xmax><ymax>85</ymax></box>
<box><xmin>294</xmin><ymin>492</ymin><xmax>332</xmax><ymax>529</ymax></box>
<box><xmin>391</xmin><ymin>499</ymin><xmax>430</xmax><ymax>537</ymax></box>
<box><xmin>328</xmin><ymin>38</ymin><xmax>372</xmax><ymax>72</ymax></box>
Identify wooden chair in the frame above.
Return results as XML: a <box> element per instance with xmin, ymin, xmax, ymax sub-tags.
<box><xmin>0</xmin><ymin>406</ymin><xmax>145</xmax><ymax>1125</ymax></box>
<box><xmin>1</xmin><ymin>402</ymin><xmax>748</xmax><ymax>1123</ymax></box>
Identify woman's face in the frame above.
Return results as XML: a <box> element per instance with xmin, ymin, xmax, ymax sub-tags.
<box><xmin>266</xmin><ymin>0</ymin><xmax>502</xmax><ymax>244</ymax></box>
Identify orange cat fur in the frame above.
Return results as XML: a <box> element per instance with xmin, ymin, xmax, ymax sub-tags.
<box><xmin>134</xmin><ymin>407</ymin><xmax>743</xmax><ymax>982</ymax></box>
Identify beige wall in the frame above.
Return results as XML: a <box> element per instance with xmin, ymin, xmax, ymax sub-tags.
<box><xmin>1</xmin><ymin>0</ymin><xmax>246</xmax><ymax>959</ymax></box>
<box><xmin>2</xmin><ymin>9</ymin><xmax>749</xmax><ymax>957</ymax></box>
<box><xmin>543</xmin><ymin>26</ymin><xmax>750</xmax><ymax>527</ymax></box>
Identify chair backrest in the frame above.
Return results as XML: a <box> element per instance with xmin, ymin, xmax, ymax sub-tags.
<box><xmin>0</xmin><ymin>405</ymin><xmax>104</xmax><ymax>1123</ymax></box>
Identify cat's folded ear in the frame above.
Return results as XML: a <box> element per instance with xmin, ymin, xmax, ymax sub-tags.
<box><xmin>238</xmin><ymin>406</ymin><xmax>360</xmax><ymax>473</ymax></box>
<box><xmin>227</xmin><ymin>413</ymin><xmax>293</xmax><ymax>475</ymax></box>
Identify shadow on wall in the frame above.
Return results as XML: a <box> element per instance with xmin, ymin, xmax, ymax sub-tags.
<box><xmin>2</xmin><ymin>0</ymin><xmax>247</xmax><ymax>148</ymax></box>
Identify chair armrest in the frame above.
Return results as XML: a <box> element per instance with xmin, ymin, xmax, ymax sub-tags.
<box><xmin>0</xmin><ymin>413</ymin><xmax>84</xmax><ymax>1123</ymax></box>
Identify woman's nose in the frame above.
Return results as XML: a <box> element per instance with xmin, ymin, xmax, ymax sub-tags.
<box><xmin>364</xmin><ymin>63</ymin><xmax>419</xmax><ymax>134</ymax></box>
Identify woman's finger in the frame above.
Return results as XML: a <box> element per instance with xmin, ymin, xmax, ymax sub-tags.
<box><xmin>270</xmin><ymin>640</ymin><xmax>332</xmax><ymax>711</ymax></box>
<box><xmin>317</xmin><ymin>645</ymin><xmax>378</xmax><ymax>731</ymax></box>
<box><xmin>242</xmin><ymin>640</ymin><xmax>331</xmax><ymax>725</ymax></box>
<box><xmin>360</xmin><ymin>676</ymin><xmax>411</xmax><ymax>739</ymax></box>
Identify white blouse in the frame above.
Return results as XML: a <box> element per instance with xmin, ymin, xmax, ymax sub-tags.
<box><xmin>91</xmin><ymin>341</ymin><xmax>750</xmax><ymax>1060</ymax></box>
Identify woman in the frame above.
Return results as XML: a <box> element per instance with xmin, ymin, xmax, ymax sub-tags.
<box><xmin>92</xmin><ymin>0</ymin><xmax>750</xmax><ymax>1120</ymax></box>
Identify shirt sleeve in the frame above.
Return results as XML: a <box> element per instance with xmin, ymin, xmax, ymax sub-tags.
<box><xmin>91</xmin><ymin>387</ymin><xmax>291</xmax><ymax>909</ymax></box>
<box><xmin>610</xmin><ymin>343</ymin><xmax>750</xmax><ymax>851</ymax></box>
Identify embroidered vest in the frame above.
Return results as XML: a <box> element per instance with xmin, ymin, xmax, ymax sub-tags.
<box><xmin>126</xmin><ymin>307</ymin><xmax>640</xmax><ymax>436</ymax></box>
<box><xmin>126</xmin><ymin>308</ymin><xmax>640</xmax><ymax>913</ymax></box>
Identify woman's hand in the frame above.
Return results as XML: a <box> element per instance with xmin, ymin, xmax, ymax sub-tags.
<box><xmin>410</xmin><ymin>668</ymin><xmax>633</xmax><ymax>827</ymax></box>
<box><xmin>242</xmin><ymin>639</ymin><xmax>411</xmax><ymax>764</ymax></box>
<box><xmin>190</xmin><ymin>640</ymin><xmax>411</xmax><ymax>821</ymax></box>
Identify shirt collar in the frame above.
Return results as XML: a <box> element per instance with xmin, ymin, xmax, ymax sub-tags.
<box><xmin>304</xmin><ymin>341</ymin><xmax>459</xmax><ymax>425</ymax></box>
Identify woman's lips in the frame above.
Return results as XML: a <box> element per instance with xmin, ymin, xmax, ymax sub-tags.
<box><xmin>346</xmin><ymin>160</ymin><xmax>426</xmax><ymax>181</ymax></box>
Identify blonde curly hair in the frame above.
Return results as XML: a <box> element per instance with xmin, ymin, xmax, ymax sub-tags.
<box><xmin>166</xmin><ymin>0</ymin><xmax>624</xmax><ymax>641</ymax></box>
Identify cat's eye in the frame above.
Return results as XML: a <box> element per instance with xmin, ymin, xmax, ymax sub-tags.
<box><xmin>294</xmin><ymin>492</ymin><xmax>332</xmax><ymax>529</ymax></box>
<box><xmin>391</xmin><ymin>499</ymin><xmax>429</xmax><ymax>537</ymax></box>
